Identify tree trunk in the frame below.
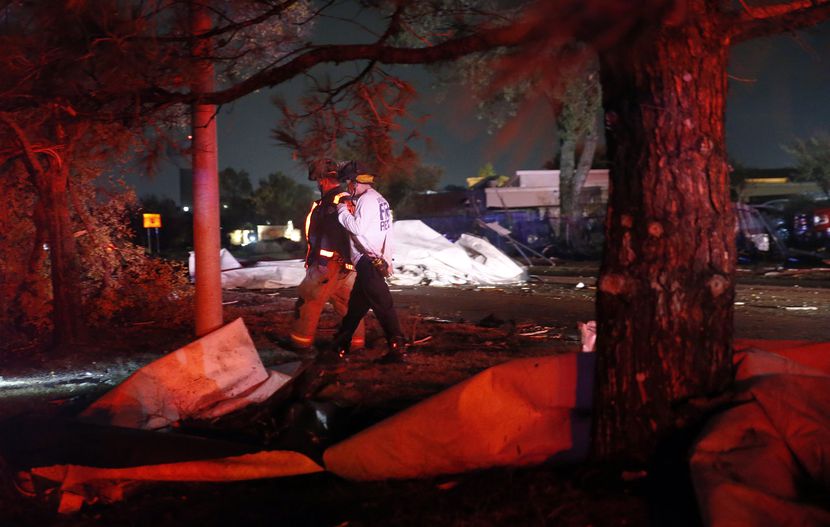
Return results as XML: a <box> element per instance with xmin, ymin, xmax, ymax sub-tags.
<box><xmin>191</xmin><ymin>2</ymin><xmax>223</xmax><ymax>337</ymax></box>
<box><xmin>11</xmin><ymin>199</ymin><xmax>49</xmax><ymax>332</ymax></box>
<box><xmin>594</xmin><ymin>5</ymin><xmax>735</xmax><ymax>462</ymax></box>
<box><xmin>558</xmin><ymin>137</ymin><xmax>577</xmax><ymax>243</ymax></box>
<box><xmin>36</xmin><ymin>162</ymin><xmax>83</xmax><ymax>346</ymax></box>
<box><xmin>0</xmin><ymin>113</ymin><xmax>83</xmax><ymax>346</ymax></box>
<box><xmin>569</xmin><ymin>127</ymin><xmax>599</xmax><ymax>252</ymax></box>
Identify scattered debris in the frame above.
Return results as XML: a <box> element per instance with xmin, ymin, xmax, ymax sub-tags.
<box><xmin>80</xmin><ymin>319</ymin><xmax>296</xmax><ymax>430</ymax></box>
<box><xmin>621</xmin><ymin>470</ymin><xmax>648</xmax><ymax>481</ymax></box>
<box><xmin>518</xmin><ymin>328</ymin><xmax>550</xmax><ymax>337</ymax></box>
<box><xmin>422</xmin><ymin>316</ymin><xmax>453</xmax><ymax>324</ymax></box>
<box><xmin>477</xmin><ymin>313</ymin><xmax>509</xmax><ymax>328</ymax></box>
<box><xmin>578</xmin><ymin>321</ymin><xmax>597</xmax><ymax>352</ymax></box>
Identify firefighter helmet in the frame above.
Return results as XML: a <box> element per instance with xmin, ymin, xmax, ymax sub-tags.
<box><xmin>308</xmin><ymin>158</ymin><xmax>339</xmax><ymax>181</ymax></box>
<box><xmin>337</xmin><ymin>160</ymin><xmax>376</xmax><ymax>184</ymax></box>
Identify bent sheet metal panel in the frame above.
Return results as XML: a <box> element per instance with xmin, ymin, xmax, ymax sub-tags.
<box><xmin>324</xmin><ymin>353</ymin><xmax>595</xmax><ymax>481</ymax></box>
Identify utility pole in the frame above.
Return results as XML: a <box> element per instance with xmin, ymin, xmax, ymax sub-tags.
<box><xmin>190</xmin><ymin>1</ymin><xmax>223</xmax><ymax>336</ymax></box>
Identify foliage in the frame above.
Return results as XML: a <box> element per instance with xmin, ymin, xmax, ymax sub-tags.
<box><xmin>477</xmin><ymin>162</ymin><xmax>500</xmax><ymax>179</ymax></box>
<box><xmin>0</xmin><ymin>161</ymin><xmax>50</xmax><ymax>342</ymax></box>
<box><xmin>0</xmin><ymin>162</ymin><xmax>192</xmax><ymax>351</ymax></box>
<box><xmin>84</xmin><ymin>244</ymin><xmax>193</xmax><ymax>330</ymax></box>
<box><xmin>220</xmin><ymin>167</ymin><xmax>255</xmax><ymax>201</ymax></box>
<box><xmin>273</xmin><ymin>75</ymin><xmax>426</xmax><ymax>199</ymax></box>
<box><xmin>136</xmin><ymin>194</ymin><xmax>193</xmax><ymax>253</ymax></box>
<box><xmin>220</xmin><ymin>167</ymin><xmax>258</xmax><ymax>232</ymax></box>
<box><xmin>252</xmin><ymin>171</ymin><xmax>314</xmax><ymax>229</ymax></box>
<box><xmin>387</xmin><ymin>163</ymin><xmax>445</xmax><ymax>215</ymax></box>
<box><xmin>783</xmin><ymin>133</ymin><xmax>830</xmax><ymax>197</ymax></box>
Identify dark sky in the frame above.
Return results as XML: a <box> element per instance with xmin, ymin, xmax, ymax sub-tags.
<box><xmin>130</xmin><ymin>19</ymin><xmax>830</xmax><ymax>202</ymax></box>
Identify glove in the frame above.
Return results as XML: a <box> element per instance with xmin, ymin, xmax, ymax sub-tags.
<box><xmin>338</xmin><ymin>200</ymin><xmax>355</xmax><ymax>214</ymax></box>
<box><xmin>372</xmin><ymin>257</ymin><xmax>392</xmax><ymax>278</ymax></box>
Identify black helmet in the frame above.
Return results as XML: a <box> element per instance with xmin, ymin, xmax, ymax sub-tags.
<box><xmin>308</xmin><ymin>158</ymin><xmax>339</xmax><ymax>181</ymax></box>
<box><xmin>337</xmin><ymin>160</ymin><xmax>376</xmax><ymax>184</ymax></box>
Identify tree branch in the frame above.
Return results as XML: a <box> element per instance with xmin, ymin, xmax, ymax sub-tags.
<box><xmin>147</xmin><ymin>19</ymin><xmax>539</xmax><ymax>105</ymax></box>
<box><xmin>0</xmin><ymin>111</ymin><xmax>46</xmax><ymax>183</ymax></box>
<box><xmin>729</xmin><ymin>0</ymin><xmax>830</xmax><ymax>43</ymax></box>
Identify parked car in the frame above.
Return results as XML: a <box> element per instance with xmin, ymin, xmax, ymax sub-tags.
<box><xmin>792</xmin><ymin>202</ymin><xmax>830</xmax><ymax>250</ymax></box>
<box><xmin>747</xmin><ymin>198</ymin><xmax>830</xmax><ymax>261</ymax></box>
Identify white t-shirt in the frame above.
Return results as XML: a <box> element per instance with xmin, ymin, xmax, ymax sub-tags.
<box><xmin>337</xmin><ymin>187</ymin><xmax>394</xmax><ymax>266</ymax></box>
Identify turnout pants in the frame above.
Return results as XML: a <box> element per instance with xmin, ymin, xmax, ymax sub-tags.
<box><xmin>335</xmin><ymin>256</ymin><xmax>403</xmax><ymax>347</ymax></box>
<box><xmin>290</xmin><ymin>259</ymin><xmax>365</xmax><ymax>350</ymax></box>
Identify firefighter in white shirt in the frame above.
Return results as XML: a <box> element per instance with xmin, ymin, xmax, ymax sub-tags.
<box><xmin>331</xmin><ymin>161</ymin><xmax>407</xmax><ymax>363</ymax></box>
<box><xmin>289</xmin><ymin>159</ymin><xmax>365</xmax><ymax>352</ymax></box>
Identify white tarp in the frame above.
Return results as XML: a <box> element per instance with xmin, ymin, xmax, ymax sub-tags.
<box><xmin>388</xmin><ymin>220</ymin><xmax>526</xmax><ymax>286</ymax></box>
<box><xmin>192</xmin><ymin>221</ymin><xmax>526</xmax><ymax>289</ymax></box>
<box><xmin>188</xmin><ymin>248</ymin><xmax>242</xmax><ymax>278</ymax></box>
<box><xmin>80</xmin><ymin>318</ymin><xmax>291</xmax><ymax>430</ymax></box>
<box><xmin>220</xmin><ymin>259</ymin><xmax>307</xmax><ymax>289</ymax></box>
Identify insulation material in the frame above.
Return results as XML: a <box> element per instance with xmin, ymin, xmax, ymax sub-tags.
<box><xmin>31</xmin><ymin>451</ymin><xmax>323</xmax><ymax>514</ymax></box>
<box><xmin>455</xmin><ymin>233</ymin><xmax>529</xmax><ymax>284</ymax></box>
<box><xmin>80</xmin><ymin>318</ymin><xmax>291</xmax><ymax>429</ymax></box>
<box><xmin>188</xmin><ymin>248</ymin><xmax>242</xmax><ymax>279</ymax></box>
<box><xmin>199</xmin><ymin>221</ymin><xmax>526</xmax><ymax>289</ymax></box>
<box><xmin>220</xmin><ymin>259</ymin><xmax>307</xmax><ymax>289</ymax></box>
<box><xmin>324</xmin><ymin>353</ymin><xmax>595</xmax><ymax>481</ymax></box>
<box><xmin>390</xmin><ymin>220</ymin><xmax>526</xmax><ymax>286</ymax></box>
<box><xmin>691</xmin><ymin>341</ymin><xmax>830</xmax><ymax>527</ymax></box>
<box><xmin>734</xmin><ymin>338</ymin><xmax>830</xmax><ymax>375</ymax></box>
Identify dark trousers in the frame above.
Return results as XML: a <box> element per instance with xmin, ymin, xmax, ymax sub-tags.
<box><xmin>336</xmin><ymin>256</ymin><xmax>403</xmax><ymax>346</ymax></box>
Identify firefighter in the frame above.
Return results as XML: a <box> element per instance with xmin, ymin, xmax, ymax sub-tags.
<box><xmin>289</xmin><ymin>159</ymin><xmax>365</xmax><ymax>352</ymax></box>
<box><xmin>331</xmin><ymin>161</ymin><xmax>407</xmax><ymax>364</ymax></box>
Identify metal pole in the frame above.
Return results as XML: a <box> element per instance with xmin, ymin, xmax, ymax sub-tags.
<box><xmin>191</xmin><ymin>3</ymin><xmax>223</xmax><ymax>336</ymax></box>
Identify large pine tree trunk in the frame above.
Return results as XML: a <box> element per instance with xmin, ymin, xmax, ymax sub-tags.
<box><xmin>594</xmin><ymin>4</ymin><xmax>735</xmax><ymax>462</ymax></box>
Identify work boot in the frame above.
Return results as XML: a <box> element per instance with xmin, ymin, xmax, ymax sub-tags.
<box><xmin>336</xmin><ymin>342</ymin><xmax>350</xmax><ymax>361</ymax></box>
<box><xmin>318</xmin><ymin>339</ymin><xmax>349</xmax><ymax>365</ymax></box>
<box><xmin>376</xmin><ymin>336</ymin><xmax>408</xmax><ymax>364</ymax></box>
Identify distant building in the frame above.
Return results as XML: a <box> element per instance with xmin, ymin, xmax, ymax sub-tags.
<box><xmin>179</xmin><ymin>169</ymin><xmax>193</xmax><ymax>209</ymax></box>
<box><xmin>483</xmin><ymin>169</ymin><xmax>609</xmax><ymax>218</ymax></box>
<box><xmin>733</xmin><ymin>167</ymin><xmax>822</xmax><ymax>203</ymax></box>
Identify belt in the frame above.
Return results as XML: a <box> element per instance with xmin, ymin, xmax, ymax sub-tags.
<box><xmin>319</xmin><ymin>249</ymin><xmax>355</xmax><ymax>271</ymax></box>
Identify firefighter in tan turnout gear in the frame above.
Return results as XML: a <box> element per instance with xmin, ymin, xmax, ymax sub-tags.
<box><xmin>289</xmin><ymin>159</ymin><xmax>365</xmax><ymax>352</ymax></box>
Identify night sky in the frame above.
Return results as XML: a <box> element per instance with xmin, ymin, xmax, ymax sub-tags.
<box><xmin>129</xmin><ymin>19</ymin><xmax>830</xmax><ymax>203</ymax></box>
